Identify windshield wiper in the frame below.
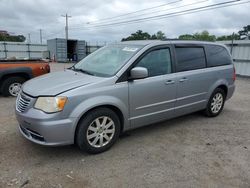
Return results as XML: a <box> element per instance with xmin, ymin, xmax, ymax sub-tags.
<box><xmin>73</xmin><ymin>68</ymin><xmax>94</xmax><ymax>76</ymax></box>
<box><xmin>68</xmin><ymin>65</ymin><xmax>76</xmax><ymax>70</ymax></box>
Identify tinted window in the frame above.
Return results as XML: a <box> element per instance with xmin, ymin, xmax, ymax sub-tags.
<box><xmin>136</xmin><ymin>48</ymin><xmax>172</xmax><ymax>77</ymax></box>
<box><xmin>206</xmin><ymin>45</ymin><xmax>232</xmax><ymax>67</ymax></box>
<box><xmin>175</xmin><ymin>47</ymin><xmax>206</xmax><ymax>72</ymax></box>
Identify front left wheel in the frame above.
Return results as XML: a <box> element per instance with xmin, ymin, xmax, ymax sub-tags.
<box><xmin>76</xmin><ymin>108</ymin><xmax>121</xmax><ymax>154</ymax></box>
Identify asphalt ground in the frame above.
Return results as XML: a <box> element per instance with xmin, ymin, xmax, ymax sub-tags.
<box><xmin>0</xmin><ymin>63</ymin><xmax>249</xmax><ymax>188</ymax></box>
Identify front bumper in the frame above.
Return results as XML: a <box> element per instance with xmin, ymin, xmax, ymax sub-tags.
<box><xmin>16</xmin><ymin>110</ymin><xmax>78</xmax><ymax>146</ymax></box>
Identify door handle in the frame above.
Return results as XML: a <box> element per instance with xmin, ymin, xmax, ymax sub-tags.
<box><xmin>165</xmin><ymin>80</ymin><xmax>175</xmax><ymax>85</ymax></box>
<box><xmin>179</xmin><ymin>77</ymin><xmax>188</xmax><ymax>82</ymax></box>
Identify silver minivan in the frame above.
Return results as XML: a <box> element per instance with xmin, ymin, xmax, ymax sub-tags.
<box><xmin>15</xmin><ymin>40</ymin><xmax>235</xmax><ymax>153</ymax></box>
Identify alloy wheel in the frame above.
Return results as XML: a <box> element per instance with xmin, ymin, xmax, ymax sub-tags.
<box><xmin>211</xmin><ymin>93</ymin><xmax>223</xmax><ymax>114</ymax></box>
<box><xmin>86</xmin><ymin>116</ymin><xmax>115</xmax><ymax>148</ymax></box>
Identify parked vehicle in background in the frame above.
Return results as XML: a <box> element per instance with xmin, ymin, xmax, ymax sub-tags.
<box><xmin>15</xmin><ymin>40</ymin><xmax>235</xmax><ymax>154</ymax></box>
<box><xmin>0</xmin><ymin>59</ymin><xmax>50</xmax><ymax>96</ymax></box>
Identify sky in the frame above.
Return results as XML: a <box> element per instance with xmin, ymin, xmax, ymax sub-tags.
<box><xmin>0</xmin><ymin>0</ymin><xmax>250</xmax><ymax>43</ymax></box>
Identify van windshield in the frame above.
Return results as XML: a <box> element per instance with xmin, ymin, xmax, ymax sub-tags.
<box><xmin>73</xmin><ymin>44</ymin><xmax>143</xmax><ymax>77</ymax></box>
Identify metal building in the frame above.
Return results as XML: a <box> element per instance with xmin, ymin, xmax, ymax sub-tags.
<box><xmin>219</xmin><ymin>40</ymin><xmax>250</xmax><ymax>77</ymax></box>
<box><xmin>47</xmin><ymin>38</ymin><xmax>86</xmax><ymax>62</ymax></box>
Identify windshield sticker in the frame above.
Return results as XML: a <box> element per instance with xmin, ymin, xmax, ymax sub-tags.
<box><xmin>122</xmin><ymin>47</ymin><xmax>138</xmax><ymax>52</ymax></box>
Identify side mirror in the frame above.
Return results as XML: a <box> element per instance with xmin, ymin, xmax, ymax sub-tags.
<box><xmin>130</xmin><ymin>67</ymin><xmax>148</xmax><ymax>80</ymax></box>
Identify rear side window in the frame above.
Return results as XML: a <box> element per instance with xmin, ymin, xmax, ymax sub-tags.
<box><xmin>175</xmin><ymin>47</ymin><xmax>206</xmax><ymax>72</ymax></box>
<box><xmin>206</xmin><ymin>45</ymin><xmax>232</xmax><ymax>67</ymax></box>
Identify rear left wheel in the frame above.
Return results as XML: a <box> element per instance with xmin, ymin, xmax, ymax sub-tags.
<box><xmin>76</xmin><ymin>108</ymin><xmax>121</xmax><ymax>154</ymax></box>
<box><xmin>204</xmin><ymin>88</ymin><xmax>226</xmax><ymax>117</ymax></box>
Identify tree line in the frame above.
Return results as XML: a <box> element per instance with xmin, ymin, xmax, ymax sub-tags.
<box><xmin>122</xmin><ymin>25</ymin><xmax>250</xmax><ymax>42</ymax></box>
<box><xmin>1</xmin><ymin>25</ymin><xmax>249</xmax><ymax>42</ymax></box>
<box><xmin>0</xmin><ymin>32</ymin><xmax>26</xmax><ymax>42</ymax></box>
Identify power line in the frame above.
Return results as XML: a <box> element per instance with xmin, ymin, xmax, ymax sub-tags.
<box><xmin>69</xmin><ymin>0</ymin><xmax>250</xmax><ymax>32</ymax></box>
<box><xmin>43</xmin><ymin>29</ymin><xmax>65</xmax><ymax>39</ymax></box>
<box><xmin>87</xmin><ymin>0</ymin><xmax>182</xmax><ymax>24</ymax></box>
<box><xmin>70</xmin><ymin>0</ymin><xmax>183</xmax><ymax>29</ymax></box>
<box><xmin>84</xmin><ymin>0</ymin><xmax>241</xmax><ymax>28</ymax></box>
<box><xmin>70</xmin><ymin>0</ymin><xmax>243</xmax><ymax>30</ymax></box>
<box><xmin>85</xmin><ymin>0</ymin><xmax>208</xmax><ymax>25</ymax></box>
<box><xmin>70</xmin><ymin>0</ymin><xmax>207</xmax><ymax>29</ymax></box>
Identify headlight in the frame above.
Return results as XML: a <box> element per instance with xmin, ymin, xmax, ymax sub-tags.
<box><xmin>34</xmin><ymin>96</ymin><xmax>67</xmax><ymax>113</ymax></box>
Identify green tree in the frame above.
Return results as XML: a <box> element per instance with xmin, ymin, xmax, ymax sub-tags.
<box><xmin>155</xmin><ymin>31</ymin><xmax>166</xmax><ymax>40</ymax></box>
<box><xmin>178</xmin><ymin>34</ymin><xmax>194</xmax><ymax>40</ymax></box>
<box><xmin>178</xmin><ymin>31</ymin><xmax>216</xmax><ymax>41</ymax></box>
<box><xmin>121</xmin><ymin>30</ymin><xmax>167</xmax><ymax>41</ymax></box>
<box><xmin>122</xmin><ymin>30</ymin><xmax>151</xmax><ymax>41</ymax></box>
<box><xmin>217</xmin><ymin>34</ymin><xmax>240</xmax><ymax>41</ymax></box>
<box><xmin>238</xmin><ymin>25</ymin><xmax>250</xmax><ymax>39</ymax></box>
<box><xmin>193</xmin><ymin>31</ymin><xmax>216</xmax><ymax>41</ymax></box>
<box><xmin>0</xmin><ymin>34</ymin><xmax>26</xmax><ymax>42</ymax></box>
<box><xmin>151</xmin><ymin>34</ymin><xmax>157</xmax><ymax>40</ymax></box>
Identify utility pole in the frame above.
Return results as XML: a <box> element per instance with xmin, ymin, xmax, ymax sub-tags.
<box><xmin>61</xmin><ymin>13</ymin><xmax>72</xmax><ymax>40</ymax></box>
<box><xmin>231</xmin><ymin>32</ymin><xmax>235</xmax><ymax>55</ymax></box>
<box><xmin>28</xmin><ymin>33</ymin><xmax>31</xmax><ymax>43</ymax></box>
<box><xmin>39</xmin><ymin>29</ymin><xmax>43</xmax><ymax>44</ymax></box>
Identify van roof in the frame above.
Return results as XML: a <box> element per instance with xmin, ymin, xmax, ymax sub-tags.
<box><xmin>120</xmin><ymin>40</ymin><xmax>224</xmax><ymax>46</ymax></box>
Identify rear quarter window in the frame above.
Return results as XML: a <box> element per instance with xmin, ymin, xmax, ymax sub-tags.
<box><xmin>206</xmin><ymin>45</ymin><xmax>232</xmax><ymax>67</ymax></box>
<box><xmin>175</xmin><ymin>47</ymin><xmax>206</xmax><ymax>72</ymax></box>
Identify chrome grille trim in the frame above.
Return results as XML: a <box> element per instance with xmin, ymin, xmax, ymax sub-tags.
<box><xmin>16</xmin><ymin>93</ymin><xmax>31</xmax><ymax>113</ymax></box>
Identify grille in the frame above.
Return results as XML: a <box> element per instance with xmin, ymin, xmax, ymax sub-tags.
<box><xmin>16</xmin><ymin>93</ymin><xmax>31</xmax><ymax>112</ymax></box>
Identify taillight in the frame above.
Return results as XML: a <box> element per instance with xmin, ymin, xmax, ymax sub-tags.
<box><xmin>45</xmin><ymin>64</ymin><xmax>50</xmax><ymax>73</ymax></box>
<box><xmin>233</xmin><ymin>66</ymin><xmax>236</xmax><ymax>81</ymax></box>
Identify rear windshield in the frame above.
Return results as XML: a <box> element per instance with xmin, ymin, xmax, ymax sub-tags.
<box><xmin>74</xmin><ymin>44</ymin><xmax>143</xmax><ymax>77</ymax></box>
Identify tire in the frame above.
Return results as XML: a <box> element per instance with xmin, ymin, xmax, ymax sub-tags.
<box><xmin>204</xmin><ymin>88</ymin><xmax>226</xmax><ymax>117</ymax></box>
<box><xmin>1</xmin><ymin>77</ymin><xmax>26</xmax><ymax>97</ymax></box>
<box><xmin>76</xmin><ymin>108</ymin><xmax>121</xmax><ymax>154</ymax></box>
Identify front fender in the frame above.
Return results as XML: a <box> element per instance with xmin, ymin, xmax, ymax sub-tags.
<box><xmin>0</xmin><ymin>67</ymin><xmax>33</xmax><ymax>80</ymax></box>
<box><xmin>69</xmin><ymin>95</ymin><xmax>130</xmax><ymax>131</ymax></box>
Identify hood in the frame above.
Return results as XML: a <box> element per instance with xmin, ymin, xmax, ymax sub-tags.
<box><xmin>22</xmin><ymin>70</ymin><xmax>103</xmax><ymax>97</ymax></box>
